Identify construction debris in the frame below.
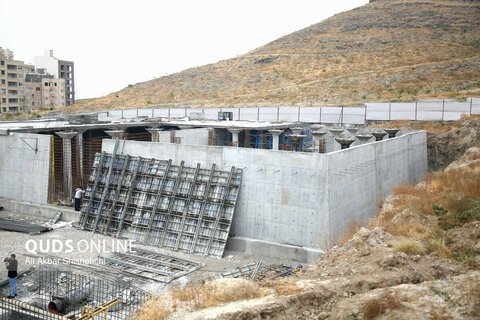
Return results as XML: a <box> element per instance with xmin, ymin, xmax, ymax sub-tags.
<box><xmin>222</xmin><ymin>261</ymin><xmax>300</xmax><ymax>281</ymax></box>
<box><xmin>80</xmin><ymin>152</ymin><xmax>243</xmax><ymax>258</ymax></box>
<box><xmin>49</xmin><ymin>211</ymin><xmax>62</xmax><ymax>225</ymax></box>
<box><xmin>100</xmin><ymin>247</ymin><xmax>202</xmax><ymax>283</ymax></box>
<box><xmin>0</xmin><ymin>217</ymin><xmax>52</xmax><ymax>234</ymax></box>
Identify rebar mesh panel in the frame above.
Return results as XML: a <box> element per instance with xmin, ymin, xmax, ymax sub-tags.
<box><xmin>222</xmin><ymin>262</ymin><xmax>298</xmax><ymax>281</ymax></box>
<box><xmin>80</xmin><ymin>153</ymin><xmax>242</xmax><ymax>258</ymax></box>
<box><xmin>100</xmin><ymin>247</ymin><xmax>202</xmax><ymax>283</ymax></box>
<box><xmin>0</xmin><ymin>267</ymin><xmax>149</xmax><ymax>320</ymax></box>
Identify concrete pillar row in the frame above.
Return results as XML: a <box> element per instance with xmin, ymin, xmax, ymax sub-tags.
<box><xmin>55</xmin><ymin>131</ymin><xmax>78</xmax><ymax>201</ymax></box>
<box><xmin>227</xmin><ymin>128</ymin><xmax>243</xmax><ymax>147</ymax></box>
<box><xmin>268</xmin><ymin>129</ymin><xmax>284</xmax><ymax>150</ymax></box>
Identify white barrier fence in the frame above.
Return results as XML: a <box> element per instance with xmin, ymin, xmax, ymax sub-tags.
<box><xmin>97</xmin><ymin>98</ymin><xmax>479</xmax><ymax>124</ymax></box>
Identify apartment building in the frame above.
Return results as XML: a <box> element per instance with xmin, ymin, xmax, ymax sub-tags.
<box><xmin>0</xmin><ymin>47</ymin><xmax>35</xmax><ymax>114</ymax></box>
<box><xmin>24</xmin><ymin>72</ymin><xmax>65</xmax><ymax>111</ymax></box>
<box><xmin>34</xmin><ymin>50</ymin><xmax>75</xmax><ymax>106</ymax></box>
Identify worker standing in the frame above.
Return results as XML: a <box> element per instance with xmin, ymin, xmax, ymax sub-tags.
<box><xmin>5</xmin><ymin>254</ymin><xmax>17</xmax><ymax>298</ymax></box>
<box><xmin>74</xmin><ymin>187</ymin><xmax>85</xmax><ymax>211</ymax></box>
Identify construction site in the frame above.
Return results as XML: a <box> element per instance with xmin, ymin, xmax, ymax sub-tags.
<box><xmin>0</xmin><ymin>107</ymin><xmax>429</xmax><ymax>319</ymax></box>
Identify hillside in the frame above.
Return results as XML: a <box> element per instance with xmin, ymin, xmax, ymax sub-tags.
<box><xmin>73</xmin><ymin>0</ymin><xmax>480</xmax><ymax>112</ymax></box>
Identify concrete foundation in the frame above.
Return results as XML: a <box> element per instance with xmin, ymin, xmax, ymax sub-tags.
<box><xmin>0</xmin><ymin>198</ymin><xmax>79</xmax><ymax>222</ymax></box>
<box><xmin>225</xmin><ymin>236</ymin><xmax>323</xmax><ymax>264</ymax></box>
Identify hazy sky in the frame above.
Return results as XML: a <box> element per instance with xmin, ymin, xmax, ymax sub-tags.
<box><xmin>0</xmin><ymin>0</ymin><xmax>368</xmax><ymax>99</ymax></box>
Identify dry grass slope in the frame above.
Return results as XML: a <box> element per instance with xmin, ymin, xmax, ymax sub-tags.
<box><xmin>70</xmin><ymin>0</ymin><xmax>480</xmax><ymax>113</ymax></box>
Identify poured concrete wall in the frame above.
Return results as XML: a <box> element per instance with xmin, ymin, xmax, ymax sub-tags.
<box><xmin>327</xmin><ymin>132</ymin><xmax>427</xmax><ymax>244</ymax></box>
<box><xmin>158</xmin><ymin>128</ymin><xmax>210</xmax><ymax>145</ymax></box>
<box><xmin>102</xmin><ymin>131</ymin><xmax>427</xmax><ymax>259</ymax></box>
<box><xmin>0</xmin><ymin>133</ymin><xmax>52</xmax><ymax>204</ymax></box>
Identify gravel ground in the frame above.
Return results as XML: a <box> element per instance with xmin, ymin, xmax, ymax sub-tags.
<box><xmin>0</xmin><ymin>210</ymin><xmax>299</xmax><ymax>298</ymax></box>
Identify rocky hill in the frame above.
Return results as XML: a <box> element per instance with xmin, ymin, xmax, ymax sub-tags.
<box><xmin>73</xmin><ymin>0</ymin><xmax>480</xmax><ymax>112</ymax></box>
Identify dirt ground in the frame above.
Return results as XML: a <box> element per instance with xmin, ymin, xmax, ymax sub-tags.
<box><xmin>181</xmin><ymin>227</ymin><xmax>478</xmax><ymax>320</ymax></box>
<box><xmin>0</xmin><ymin>210</ymin><xmax>300</xmax><ymax>302</ymax></box>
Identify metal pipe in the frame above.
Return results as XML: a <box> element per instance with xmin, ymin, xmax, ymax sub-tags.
<box><xmin>48</xmin><ymin>283</ymin><xmax>94</xmax><ymax>314</ymax></box>
<box><xmin>1</xmin><ymin>297</ymin><xmax>69</xmax><ymax>320</ymax></box>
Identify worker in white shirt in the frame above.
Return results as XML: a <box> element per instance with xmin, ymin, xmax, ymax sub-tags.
<box><xmin>74</xmin><ymin>187</ymin><xmax>85</xmax><ymax>211</ymax></box>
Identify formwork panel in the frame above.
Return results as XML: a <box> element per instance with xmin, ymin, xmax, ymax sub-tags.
<box><xmin>80</xmin><ymin>153</ymin><xmax>242</xmax><ymax>258</ymax></box>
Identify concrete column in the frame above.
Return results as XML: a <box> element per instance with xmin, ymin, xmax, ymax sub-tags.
<box><xmin>309</xmin><ymin>124</ymin><xmax>325</xmax><ymax>131</ymax></box>
<box><xmin>146</xmin><ymin>127</ymin><xmax>163</xmax><ymax>142</ymax></box>
<box><xmin>75</xmin><ymin>128</ymin><xmax>88</xmax><ymax>186</ymax></box>
<box><xmin>286</xmin><ymin>134</ymin><xmax>306</xmax><ymax>151</ymax></box>
<box><xmin>328</xmin><ymin>128</ymin><xmax>344</xmax><ymax>138</ymax></box>
<box><xmin>346</xmin><ymin>127</ymin><xmax>359</xmax><ymax>136</ymax></box>
<box><xmin>290</xmin><ymin>127</ymin><xmax>304</xmax><ymax>135</ymax></box>
<box><xmin>329</xmin><ymin>128</ymin><xmax>344</xmax><ymax>151</ymax></box>
<box><xmin>356</xmin><ymin>134</ymin><xmax>373</xmax><ymax>145</ymax></box>
<box><xmin>385</xmin><ymin>128</ymin><xmax>400</xmax><ymax>139</ymax></box>
<box><xmin>105</xmin><ymin>130</ymin><xmax>127</xmax><ymax>140</ymax></box>
<box><xmin>310</xmin><ymin>130</ymin><xmax>327</xmax><ymax>152</ymax></box>
<box><xmin>227</xmin><ymin>128</ymin><xmax>242</xmax><ymax>147</ymax></box>
<box><xmin>372</xmin><ymin>131</ymin><xmax>387</xmax><ymax>141</ymax></box>
<box><xmin>56</xmin><ymin>131</ymin><xmax>78</xmax><ymax>201</ymax></box>
<box><xmin>268</xmin><ymin>129</ymin><xmax>284</xmax><ymax>150</ymax></box>
<box><xmin>335</xmin><ymin>138</ymin><xmax>356</xmax><ymax>149</ymax></box>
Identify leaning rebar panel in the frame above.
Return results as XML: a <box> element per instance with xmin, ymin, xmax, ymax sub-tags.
<box><xmin>82</xmin><ymin>152</ymin><xmax>242</xmax><ymax>258</ymax></box>
<box><xmin>205</xmin><ymin>166</ymin><xmax>235</xmax><ymax>256</ymax></box>
<box><xmin>103</xmin><ymin>154</ymin><xmax>130</xmax><ymax>235</ymax></box>
<box><xmin>92</xmin><ymin>138</ymin><xmax>120</xmax><ymax>232</ymax></box>
<box><xmin>174</xmin><ymin>163</ymin><xmax>200</xmax><ymax>251</ymax></box>
<box><xmin>159</xmin><ymin>161</ymin><xmax>185</xmax><ymax>248</ymax></box>
<box><xmin>145</xmin><ymin>159</ymin><xmax>172</xmax><ymax>243</ymax></box>
<box><xmin>130</xmin><ymin>158</ymin><xmax>156</xmax><ymax>242</ymax></box>
<box><xmin>189</xmin><ymin>163</ymin><xmax>216</xmax><ymax>255</ymax></box>
<box><xmin>116</xmin><ymin>157</ymin><xmax>142</xmax><ymax>238</ymax></box>
<box><xmin>81</xmin><ymin>152</ymin><xmax>106</xmax><ymax>229</ymax></box>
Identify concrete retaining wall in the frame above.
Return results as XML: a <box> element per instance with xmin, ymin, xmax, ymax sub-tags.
<box><xmin>0</xmin><ymin>133</ymin><xmax>52</xmax><ymax>204</ymax></box>
<box><xmin>102</xmin><ymin>131</ymin><xmax>427</xmax><ymax>261</ymax></box>
<box><xmin>326</xmin><ymin>132</ymin><xmax>427</xmax><ymax>245</ymax></box>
